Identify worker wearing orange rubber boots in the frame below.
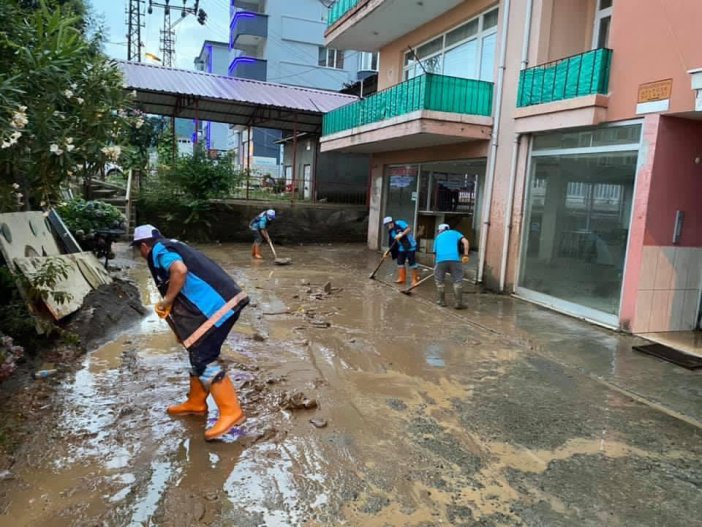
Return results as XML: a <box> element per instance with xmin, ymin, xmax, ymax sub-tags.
<box><xmin>249</xmin><ymin>209</ymin><xmax>276</xmax><ymax>260</ymax></box>
<box><xmin>383</xmin><ymin>216</ymin><xmax>420</xmax><ymax>287</ymax></box>
<box><xmin>131</xmin><ymin>225</ymin><xmax>250</xmax><ymax>441</ymax></box>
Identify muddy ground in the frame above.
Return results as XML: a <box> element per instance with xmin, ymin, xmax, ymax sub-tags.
<box><xmin>0</xmin><ymin>243</ymin><xmax>700</xmax><ymax>526</ymax></box>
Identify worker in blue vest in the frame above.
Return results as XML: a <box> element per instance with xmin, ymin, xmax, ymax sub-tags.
<box><xmin>434</xmin><ymin>223</ymin><xmax>470</xmax><ymax>309</ymax></box>
<box><xmin>132</xmin><ymin>224</ymin><xmax>249</xmax><ymax>441</ymax></box>
<box><xmin>249</xmin><ymin>209</ymin><xmax>276</xmax><ymax>260</ymax></box>
<box><xmin>383</xmin><ymin>216</ymin><xmax>420</xmax><ymax>287</ymax></box>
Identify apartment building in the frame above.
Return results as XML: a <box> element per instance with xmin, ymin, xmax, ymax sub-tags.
<box><xmin>321</xmin><ymin>0</ymin><xmax>702</xmax><ymax>336</ymax></box>
<box><xmin>228</xmin><ymin>0</ymin><xmax>379</xmax><ymax>175</ymax></box>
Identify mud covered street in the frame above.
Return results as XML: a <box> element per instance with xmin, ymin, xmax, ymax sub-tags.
<box><xmin>0</xmin><ymin>243</ymin><xmax>700</xmax><ymax>527</ymax></box>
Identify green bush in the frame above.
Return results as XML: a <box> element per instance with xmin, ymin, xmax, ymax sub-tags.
<box><xmin>55</xmin><ymin>198</ymin><xmax>125</xmax><ymax>248</ymax></box>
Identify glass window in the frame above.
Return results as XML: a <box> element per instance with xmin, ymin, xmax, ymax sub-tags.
<box><xmin>444</xmin><ymin>40</ymin><xmax>478</xmax><ymax>78</ymax></box>
<box><xmin>483</xmin><ymin>9</ymin><xmax>499</xmax><ymax>29</ymax></box>
<box><xmin>520</xmin><ymin>125</ymin><xmax>641</xmax><ymax>320</ymax></box>
<box><xmin>597</xmin><ymin>16</ymin><xmax>611</xmax><ymax>48</ymax></box>
<box><xmin>318</xmin><ymin>48</ymin><xmax>345</xmax><ymax>69</ymax></box>
<box><xmin>403</xmin><ymin>7</ymin><xmax>498</xmax><ymax>81</ymax></box>
<box><xmin>446</xmin><ymin>19</ymin><xmax>478</xmax><ymax>47</ymax></box>
<box><xmin>599</xmin><ymin>0</ymin><xmax>613</xmax><ymax>9</ymax></box>
<box><xmin>479</xmin><ymin>33</ymin><xmax>497</xmax><ymax>82</ymax></box>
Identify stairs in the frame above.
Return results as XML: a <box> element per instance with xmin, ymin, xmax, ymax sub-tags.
<box><xmin>88</xmin><ymin>171</ymin><xmax>138</xmax><ymax>234</ymax></box>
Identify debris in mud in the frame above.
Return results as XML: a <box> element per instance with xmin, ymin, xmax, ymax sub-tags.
<box><xmin>279</xmin><ymin>391</ymin><xmax>318</xmax><ymax>410</ymax></box>
<box><xmin>262</xmin><ymin>309</ymin><xmax>290</xmax><ymax>316</ymax></box>
<box><xmin>65</xmin><ymin>278</ymin><xmax>146</xmax><ymax>349</ymax></box>
<box><xmin>0</xmin><ymin>470</ymin><xmax>14</xmax><ymax>481</ymax></box>
<box><xmin>300</xmin><ymin>279</ymin><xmax>311</xmax><ymax>286</ymax></box>
<box><xmin>309</xmin><ymin>418</ymin><xmax>328</xmax><ymax>429</ymax></box>
<box><xmin>310</xmin><ymin>320</ymin><xmax>331</xmax><ymax>328</ymax></box>
<box><xmin>252</xmin><ymin>332</ymin><xmax>267</xmax><ymax>342</ymax></box>
<box><xmin>323</xmin><ymin>281</ymin><xmax>333</xmax><ymax>294</ymax></box>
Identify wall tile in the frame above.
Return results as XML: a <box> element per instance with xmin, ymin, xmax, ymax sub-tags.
<box><xmin>681</xmin><ymin>289</ymin><xmax>701</xmax><ymax>331</ymax></box>
<box><xmin>633</xmin><ymin>289</ymin><xmax>654</xmax><ymax>333</ymax></box>
<box><xmin>684</xmin><ymin>248</ymin><xmax>702</xmax><ymax>291</ymax></box>
<box><xmin>669</xmin><ymin>289</ymin><xmax>687</xmax><ymax>331</ymax></box>
<box><xmin>649</xmin><ymin>289</ymin><xmax>672</xmax><ymax>332</ymax></box>
<box><xmin>638</xmin><ymin>245</ymin><xmax>658</xmax><ymax>291</ymax></box>
<box><xmin>653</xmin><ymin>247</ymin><xmax>675</xmax><ymax>290</ymax></box>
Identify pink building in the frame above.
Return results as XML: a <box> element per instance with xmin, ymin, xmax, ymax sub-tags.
<box><xmin>321</xmin><ymin>0</ymin><xmax>702</xmax><ymax>338</ymax></box>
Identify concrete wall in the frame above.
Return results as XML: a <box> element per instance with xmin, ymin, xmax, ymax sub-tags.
<box><xmin>619</xmin><ymin>116</ymin><xmax>702</xmax><ymax>333</ymax></box>
<box><xmin>139</xmin><ymin>201</ymin><xmax>368</xmax><ymax>244</ymax></box>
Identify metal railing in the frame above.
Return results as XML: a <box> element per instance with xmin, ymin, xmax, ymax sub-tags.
<box><xmin>517</xmin><ymin>48</ymin><xmax>612</xmax><ymax>107</ymax></box>
<box><xmin>224</xmin><ymin>172</ymin><xmax>366</xmax><ymax>205</ymax></box>
<box><xmin>323</xmin><ymin>73</ymin><xmax>494</xmax><ymax>136</ymax></box>
<box><xmin>327</xmin><ymin>0</ymin><xmax>360</xmax><ymax>27</ymax></box>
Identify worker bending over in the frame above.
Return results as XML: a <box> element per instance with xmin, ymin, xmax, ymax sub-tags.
<box><xmin>249</xmin><ymin>209</ymin><xmax>276</xmax><ymax>260</ymax></box>
<box><xmin>434</xmin><ymin>223</ymin><xmax>470</xmax><ymax>309</ymax></box>
<box><xmin>383</xmin><ymin>216</ymin><xmax>419</xmax><ymax>287</ymax></box>
<box><xmin>132</xmin><ymin>225</ymin><xmax>249</xmax><ymax>440</ymax></box>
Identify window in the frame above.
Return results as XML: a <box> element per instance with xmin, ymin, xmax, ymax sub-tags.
<box><xmin>318</xmin><ymin>47</ymin><xmax>345</xmax><ymax>69</ymax></box>
<box><xmin>403</xmin><ymin>8</ymin><xmax>498</xmax><ymax>82</ymax></box>
<box><xmin>359</xmin><ymin>51</ymin><xmax>379</xmax><ymax>72</ymax></box>
<box><xmin>593</xmin><ymin>0</ymin><xmax>613</xmax><ymax>49</ymax></box>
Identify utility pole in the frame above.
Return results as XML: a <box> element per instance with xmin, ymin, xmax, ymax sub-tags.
<box><xmin>146</xmin><ymin>0</ymin><xmax>207</xmax><ymax>68</ymax></box>
<box><xmin>126</xmin><ymin>0</ymin><xmax>145</xmax><ymax>61</ymax></box>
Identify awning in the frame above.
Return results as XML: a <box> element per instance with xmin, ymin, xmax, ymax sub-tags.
<box><xmin>117</xmin><ymin>61</ymin><xmax>358</xmax><ymax>133</ymax></box>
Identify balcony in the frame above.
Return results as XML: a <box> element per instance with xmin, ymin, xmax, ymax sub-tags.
<box><xmin>321</xmin><ymin>73</ymin><xmax>493</xmax><ymax>153</ymax></box>
<box><xmin>228</xmin><ymin>57</ymin><xmax>267</xmax><ymax>82</ymax></box>
<box><xmin>325</xmin><ymin>0</ymin><xmax>465</xmax><ymax>51</ymax></box>
<box><xmin>230</xmin><ymin>11</ymin><xmax>268</xmax><ymax>50</ymax></box>
<box><xmin>514</xmin><ymin>49</ymin><xmax>612</xmax><ymax>133</ymax></box>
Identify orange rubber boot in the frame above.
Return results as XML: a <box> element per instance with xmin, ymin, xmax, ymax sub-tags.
<box><xmin>411</xmin><ymin>269</ymin><xmax>420</xmax><ymax>287</ymax></box>
<box><xmin>204</xmin><ymin>375</ymin><xmax>246</xmax><ymax>441</ymax></box>
<box><xmin>394</xmin><ymin>267</ymin><xmax>407</xmax><ymax>284</ymax></box>
<box><xmin>251</xmin><ymin>244</ymin><xmax>257</xmax><ymax>258</ymax></box>
<box><xmin>167</xmin><ymin>376</ymin><xmax>208</xmax><ymax>416</ymax></box>
<box><xmin>253</xmin><ymin>244</ymin><xmax>263</xmax><ymax>260</ymax></box>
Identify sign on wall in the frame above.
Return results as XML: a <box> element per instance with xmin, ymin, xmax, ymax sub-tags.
<box><xmin>636</xmin><ymin>79</ymin><xmax>673</xmax><ymax>115</ymax></box>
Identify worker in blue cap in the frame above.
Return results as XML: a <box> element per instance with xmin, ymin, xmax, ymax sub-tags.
<box><xmin>434</xmin><ymin>223</ymin><xmax>470</xmax><ymax>309</ymax></box>
<box><xmin>249</xmin><ymin>208</ymin><xmax>276</xmax><ymax>260</ymax></box>
<box><xmin>131</xmin><ymin>224</ymin><xmax>249</xmax><ymax>440</ymax></box>
<box><xmin>383</xmin><ymin>216</ymin><xmax>420</xmax><ymax>286</ymax></box>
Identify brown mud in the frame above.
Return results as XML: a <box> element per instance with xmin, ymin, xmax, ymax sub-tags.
<box><xmin>0</xmin><ymin>243</ymin><xmax>700</xmax><ymax>526</ymax></box>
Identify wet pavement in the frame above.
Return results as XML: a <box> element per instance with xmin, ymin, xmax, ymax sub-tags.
<box><xmin>0</xmin><ymin>243</ymin><xmax>700</xmax><ymax>526</ymax></box>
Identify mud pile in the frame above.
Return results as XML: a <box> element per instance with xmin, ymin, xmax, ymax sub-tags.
<box><xmin>65</xmin><ymin>278</ymin><xmax>146</xmax><ymax>348</ymax></box>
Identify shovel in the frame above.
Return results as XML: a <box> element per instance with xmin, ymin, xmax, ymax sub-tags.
<box><xmin>400</xmin><ymin>272</ymin><xmax>434</xmax><ymax>295</ymax></box>
<box><xmin>369</xmin><ymin>241</ymin><xmax>397</xmax><ymax>280</ymax></box>
<box><xmin>267</xmin><ymin>238</ymin><xmax>292</xmax><ymax>266</ymax></box>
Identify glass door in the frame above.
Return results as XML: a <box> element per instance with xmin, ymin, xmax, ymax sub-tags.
<box><xmin>383</xmin><ymin>165</ymin><xmax>419</xmax><ymax>246</ymax></box>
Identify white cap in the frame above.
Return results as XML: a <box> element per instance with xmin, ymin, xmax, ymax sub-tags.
<box><xmin>438</xmin><ymin>223</ymin><xmax>450</xmax><ymax>233</ymax></box>
<box><xmin>130</xmin><ymin>224</ymin><xmax>161</xmax><ymax>246</ymax></box>
<box><xmin>383</xmin><ymin>216</ymin><xmax>393</xmax><ymax>225</ymax></box>
<box><xmin>266</xmin><ymin>209</ymin><xmax>276</xmax><ymax>219</ymax></box>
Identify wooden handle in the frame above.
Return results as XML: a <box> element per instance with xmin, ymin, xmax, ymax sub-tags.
<box><xmin>267</xmin><ymin>238</ymin><xmax>278</xmax><ymax>259</ymax></box>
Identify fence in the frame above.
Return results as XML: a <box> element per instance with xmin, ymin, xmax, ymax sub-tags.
<box><xmin>327</xmin><ymin>0</ymin><xmax>360</xmax><ymax>26</ymax></box>
<box><xmin>225</xmin><ymin>172</ymin><xmax>366</xmax><ymax>205</ymax></box>
<box><xmin>323</xmin><ymin>73</ymin><xmax>494</xmax><ymax>136</ymax></box>
<box><xmin>517</xmin><ymin>48</ymin><xmax>612</xmax><ymax>107</ymax></box>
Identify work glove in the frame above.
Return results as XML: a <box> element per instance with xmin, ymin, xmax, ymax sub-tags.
<box><xmin>394</xmin><ymin>233</ymin><xmax>404</xmax><ymax>240</ymax></box>
<box><xmin>155</xmin><ymin>300</ymin><xmax>172</xmax><ymax>319</ymax></box>
<box><xmin>461</xmin><ymin>256</ymin><xmax>470</xmax><ymax>264</ymax></box>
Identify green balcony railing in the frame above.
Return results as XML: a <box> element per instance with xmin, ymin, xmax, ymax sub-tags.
<box><xmin>517</xmin><ymin>48</ymin><xmax>612</xmax><ymax>107</ymax></box>
<box><xmin>327</xmin><ymin>0</ymin><xmax>360</xmax><ymax>26</ymax></box>
<box><xmin>323</xmin><ymin>73</ymin><xmax>494</xmax><ymax>136</ymax></box>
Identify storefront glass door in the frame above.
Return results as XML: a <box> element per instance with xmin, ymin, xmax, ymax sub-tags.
<box><xmin>383</xmin><ymin>165</ymin><xmax>419</xmax><ymax>245</ymax></box>
<box><xmin>518</xmin><ymin>124</ymin><xmax>642</xmax><ymax>325</ymax></box>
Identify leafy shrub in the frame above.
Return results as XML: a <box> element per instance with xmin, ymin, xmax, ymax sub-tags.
<box><xmin>55</xmin><ymin>198</ymin><xmax>125</xmax><ymax>248</ymax></box>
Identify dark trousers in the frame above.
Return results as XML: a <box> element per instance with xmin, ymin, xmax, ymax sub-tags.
<box><xmin>188</xmin><ymin>312</ymin><xmax>238</xmax><ymax>376</ymax></box>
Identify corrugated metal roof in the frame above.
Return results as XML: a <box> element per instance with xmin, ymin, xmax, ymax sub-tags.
<box><xmin>118</xmin><ymin>61</ymin><xmax>357</xmax><ymax>115</ymax></box>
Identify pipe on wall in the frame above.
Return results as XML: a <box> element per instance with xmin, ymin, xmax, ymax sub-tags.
<box><xmin>499</xmin><ymin>0</ymin><xmax>534</xmax><ymax>292</ymax></box>
<box><xmin>477</xmin><ymin>0</ymin><xmax>512</xmax><ymax>284</ymax></box>
<box><xmin>499</xmin><ymin>133</ymin><xmax>521</xmax><ymax>292</ymax></box>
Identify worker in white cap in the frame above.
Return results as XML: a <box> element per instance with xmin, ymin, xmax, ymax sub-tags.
<box><xmin>383</xmin><ymin>216</ymin><xmax>420</xmax><ymax>286</ymax></box>
<box><xmin>131</xmin><ymin>224</ymin><xmax>250</xmax><ymax>440</ymax></box>
<box><xmin>249</xmin><ymin>209</ymin><xmax>276</xmax><ymax>260</ymax></box>
<box><xmin>434</xmin><ymin>223</ymin><xmax>470</xmax><ymax>309</ymax></box>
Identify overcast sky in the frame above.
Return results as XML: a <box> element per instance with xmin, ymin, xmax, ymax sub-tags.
<box><xmin>90</xmin><ymin>0</ymin><xmax>230</xmax><ymax>69</ymax></box>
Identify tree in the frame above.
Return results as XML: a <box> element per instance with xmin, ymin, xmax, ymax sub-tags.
<box><xmin>0</xmin><ymin>0</ymin><xmax>136</xmax><ymax>211</ymax></box>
